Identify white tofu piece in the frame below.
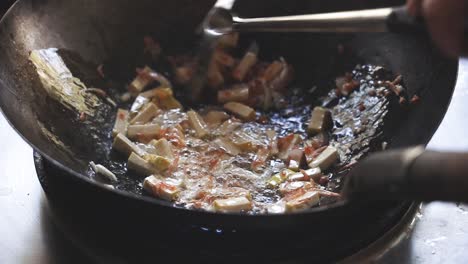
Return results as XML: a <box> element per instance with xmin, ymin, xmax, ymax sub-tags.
<box><xmin>263</xmin><ymin>60</ymin><xmax>284</xmax><ymax>83</ymax></box>
<box><xmin>127</xmin><ymin>124</ymin><xmax>161</xmax><ymax>141</ymax></box>
<box><xmin>213</xmin><ymin>197</ymin><xmax>253</xmax><ymax>213</ymax></box>
<box><xmin>288</xmin><ymin>168</ymin><xmax>322</xmax><ymax>182</ymax></box>
<box><xmin>215</xmin><ymin>119</ymin><xmax>242</xmax><ymax>136</ymax></box>
<box><xmin>128</xmin><ymin>152</ymin><xmax>154</xmax><ymax>176</ymax></box>
<box><xmin>233</xmin><ymin>43</ymin><xmax>258</xmax><ymax>81</ymax></box>
<box><xmin>130</xmin><ymin>103</ymin><xmax>159</xmax><ymax>125</ymax></box>
<box><xmin>187</xmin><ymin>110</ymin><xmax>210</xmax><ymax>138</ymax></box>
<box><xmin>143</xmin><ymin>176</ymin><xmax>179</xmax><ymax>201</ymax></box>
<box><xmin>224</xmin><ymin>102</ymin><xmax>256</xmax><ymax>121</ymax></box>
<box><xmin>267</xmin><ymin>201</ymin><xmax>286</xmax><ymax>214</ymax></box>
<box><xmin>217</xmin><ymin>85</ymin><xmax>249</xmax><ymax>104</ymax></box>
<box><xmin>279</xmin><ymin>181</ymin><xmax>313</xmax><ymax>195</ymax></box>
<box><xmin>130</xmin><ymin>95</ymin><xmax>150</xmax><ymax>116</ymax></box>
<box><xmin>278</xmin><ymin>134</ymin><xmax>302</xmax><ymax>160</ymax></box>
<box><xmin>112</xmin><ymin>109</ymin><xmax>129</xmax><ymax>137</ymax></box>
<box><xmin>213</xmin><ymin>137</ymin><xmax>241</xmax><ymax>156</ymax></box>
<box><xmin>150</xmin><ymin>138</ymin><xmax>174</xmax><ymax>160</ymax></box>
<box><xmin>308</xmin><ymin>146</ymin><xmax>339</xmax><ymax>171</ymax></box>
<box><xmin>286</xmin><ymin>191</ymin><xmax>320</xmax><ymax>212</ymax></box>
<box><xmin>231</xmin><ymin>130</ymin><xmax>264</xmax><ymax>152</ymax></box>
<box><xmin>266</xmin><ymin>130</ymin><xmax>279</xmax><ymax>155</ymax></box>
<box><xmin>204</xmin><ymin>111</ymin><xmax>230</xmax><ymax>126</ymax></box>
<box><xmin>112</xmin><ymin>133</ymin><xmax>144</xmax><ymax>157</ymax></box>
<box><xmin>143</xmin><ymin>154</ymin><xmax>171</xmax><ymax>172</ymax></box>
<box><xmin>128</xmin><ymin>66</ymin><xmax>153</xmax><ymax>95</ymax></box>
<box><xmin>307</xmin><ymin>107</ymin><xmax>332</xmax><ymax>135</ymax></box>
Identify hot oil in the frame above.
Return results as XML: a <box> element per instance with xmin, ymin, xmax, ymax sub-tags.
<box><xmin>57</xmin><ymin>48</ymin><xmax>399</xmax><ymax>213</ymax></box>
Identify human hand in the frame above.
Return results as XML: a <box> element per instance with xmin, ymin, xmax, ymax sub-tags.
<box><xmin>407</xmin><ymin>0</ymin><xmax>467</xmax><ymax>57</ymax></box>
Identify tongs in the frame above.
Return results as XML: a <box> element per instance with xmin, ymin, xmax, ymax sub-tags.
<box><xmin>191</xmin><ymin>5</ymin><xmax>424</xmax><ymax>101</ymax></box>
<box><xmin>204</xmin><ymin>6</ymin><xmax>423</xmax><ymax>35</ymax></box>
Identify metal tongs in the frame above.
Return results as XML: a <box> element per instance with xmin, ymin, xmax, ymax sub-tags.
<box><xmin>191</xmin><ymin>5</ymin><xmax>423</xmax><ymax>102</ymax></box>
<box><xmin>204</xmin><ymin>6</ymin><xmax>423</xmax><ymax>35</ymax></box>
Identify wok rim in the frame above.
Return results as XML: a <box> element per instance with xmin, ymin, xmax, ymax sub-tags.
<box><xmin>0</xmin><ymin>0</ymin><xmax>460</xmax><ymax>218</ymax></box>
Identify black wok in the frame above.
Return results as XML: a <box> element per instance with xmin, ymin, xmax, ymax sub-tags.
<box><xmin>0</xmin><ymin>0</ymin><xmax>458</xmax><ymax>260</ymax></box>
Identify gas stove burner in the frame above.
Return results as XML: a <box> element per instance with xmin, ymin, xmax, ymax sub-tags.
<box><xmin>34</xmin><ymin>152</ymin><xmax>419</xmax><ymax>263</ymax></box>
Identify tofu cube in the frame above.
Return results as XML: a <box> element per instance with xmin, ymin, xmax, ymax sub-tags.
<box><xmin>286</xmin><ymin>191</ymin><xmax>320</xmax><ymax>212</ymax></box>
<box><xmin>307</xmin><ymin>107</ymin><xmax>332</xmax><ymax>136</ymax></box>
<box><xmin>113</xmin><ymin>133</ymin><xmax>144</xmax><ymax>157</ymax></box>
<box><xmin>217</xmin><ymin>85</ymin><xmax>249</xmax><ymax>104</ymax></box>
<box><xmin>143</xmin><ymin>176</ymin><xmax>179</xmax><ymax>201</ymax></box>
<box><xmin>127</xmin><ymin>124</ymin><xmax>161</xmax><ymax>142</ymax></box>
<box><xmin>128</xmin><ymin>152</ymin><xmax>154</xmax><ymax>176</ymax></box>
<box><xmin>112</xmin><ymin>109</ymin><xmax>129</xmax><ymax>137</ymax></box>
<box><xmin>204</xmin><ymin>111</ymin><xmax>230</xmax><ymax>126</ymax></box>
<box><xmin>224</xmin><ymin>102</ymin><xmax>256</xmax><ymax>121</ymax></box>
<box><xmin>130</xmin><ymin>103</ymin><xmax>159</xmax><ymax>125</ymax></box>
<box><xmin>143</xmin><ymin>154</ymin><xmax>171</xmax><ymax>172</ymax></box>
<box><xmin>213</xmin><ymin>137</ymin><xmax>241</xmax><ymax>156</ymax></box>
<box><xmin>308</xmin><ymin>146</ymin><xmax>339</xmax><ymax>171</ymax></box>
<box><xmin>187</xmin><ymin>110</ymin><xmax>210</xmax><ymax>138</ymax></box>
<box><xmin>233</xmin><ymin>43</ymin><xmax>258</xmax><ymax>81</ymax></box>
<box><xmin>129</xmin><ymin>66</ymin><xmax>153</xmax><ymax>95</ymax></box>
<box><xmin>213</xmin><ymin>197</ymin><xmax>253</xmax><ymax>213</ymax></box>
<box><xmin>150</xmin><ymin>138</ymin><xmax>174</xmax><ymax>160</ymax></box>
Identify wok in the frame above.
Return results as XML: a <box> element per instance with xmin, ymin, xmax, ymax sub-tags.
<box><xmin>0</xmin><ymin>0</ymin><xmax>458</xmax><ymax>259</ymax></box>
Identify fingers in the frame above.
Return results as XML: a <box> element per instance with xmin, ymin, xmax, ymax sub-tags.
<box><xmin>422</xmin><ymin>0</ymin><xmax>467</xmax><ymax>57</ymax></box>
<box><xmin>406</xmin><ymin>0</ymin><xmax>423</xmax><ymax>16</ymax></box>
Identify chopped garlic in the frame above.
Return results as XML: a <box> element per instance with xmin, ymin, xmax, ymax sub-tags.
<box><xmin>267</xmin><ymin>169</ymin><xmax>295</xmax><ymax>188</ymax></box>
<box><xmin>308</xmin><ymin>146</ymin><xmax>339</xmax><ymax>171</ymax></box>
<box><xmin>213</xmin><ymin>197</ymin><xmax>253</xmax><ymax>213</ymax></box>
<box><xmin>90</xmin><ymin>161</ymin><xmax>118</xmax><ymax>182</ymax></box>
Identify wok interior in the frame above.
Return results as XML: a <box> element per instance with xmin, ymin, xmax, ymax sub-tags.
<box><xmin>0</xmin><ymin>0</ymin><xmax>456</xmax><ymax>201</ymax></box>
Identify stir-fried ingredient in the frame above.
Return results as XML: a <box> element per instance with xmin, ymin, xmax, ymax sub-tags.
<box><xmin>86</xmin><ymin>34</ymin><xmax>410</xmax><ymax>214</ymax></box>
